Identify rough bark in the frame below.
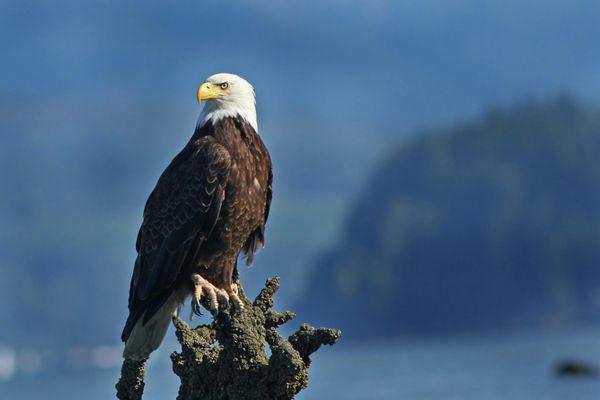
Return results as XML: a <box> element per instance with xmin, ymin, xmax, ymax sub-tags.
<box><xmin>172</xmin><ymin>276</ymin><xmax>341</xmax><ymax>399</ymax></box>
<box><xmin>116</xmin><ymin>277</ymin><xmax>340</xmax><ymax>399</ymax></box>
<box><xmin>116</xmin><ymin>358</ymin><xmax>146</xmax><ymax>400</ymax></box>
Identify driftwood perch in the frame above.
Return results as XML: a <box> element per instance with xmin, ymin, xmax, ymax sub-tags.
<box><xmin>116</xmin><ymin>277</ymin><xmax>341</xmax><ymax>399</ymax></box>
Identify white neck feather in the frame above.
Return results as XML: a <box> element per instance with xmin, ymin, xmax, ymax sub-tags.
<box><xmin>197</xmin><ymin>94</ymin><xmax>258</xmax><ymax>132</ymax></box>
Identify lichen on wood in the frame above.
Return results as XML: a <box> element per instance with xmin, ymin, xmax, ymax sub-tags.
<box><xmin>171</xmin><ymin>276</ymin><xmax>341</xmax><ymax>400</ymax></box>
<box><xmin>116</xmin><ymin>358</ymin><xmax>147</xmax><ymax>400</ymax></box>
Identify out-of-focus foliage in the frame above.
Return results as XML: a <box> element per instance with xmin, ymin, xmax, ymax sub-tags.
<box><xmin>302</xmin><ymin>98</ymin><xmax>600</xmax><ymax>338</ymax></box>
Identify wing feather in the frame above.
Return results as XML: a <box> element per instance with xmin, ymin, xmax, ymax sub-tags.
<box><xmin>242</xmin><ymin>149</ymin><xmax>273</xmax><ymax>266</ymax></box>
<box><xmin>126</xmin><ymin>137</ymin><xmax>230</xmax><ymax>325</ymax></box>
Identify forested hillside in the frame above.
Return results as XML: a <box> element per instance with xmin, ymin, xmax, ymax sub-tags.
<box><xmin>301</xmin><ymin>99</ymin><xmax>600</xmax><ymax>338</ymax></box>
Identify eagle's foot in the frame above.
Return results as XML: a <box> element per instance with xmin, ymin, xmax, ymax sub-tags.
<box><xmin>190</xmin><ymin>274</ymin><xmax>230</xmax><ymax>318</ymax></box>
<box><xmin>228</xmin><ymin>283</ymin><xmax>244</xmax><ymax>313</ymax></box>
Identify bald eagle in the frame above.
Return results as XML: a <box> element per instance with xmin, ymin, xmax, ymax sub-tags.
<box><xmin>121</xmin><ymin>73</ymin><xmax>272</xmax><ymax>360</ymax></box>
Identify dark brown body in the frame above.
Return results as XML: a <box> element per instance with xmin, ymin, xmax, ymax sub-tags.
<box><xmin>122</xmin><ymin>115</ymin><xmax>272</xmax><ymax>343</ymax></box>
<box><xmin>191</xmin><ymin>117</ymin><xmax>271</xmax><ymax>288</ymax></box>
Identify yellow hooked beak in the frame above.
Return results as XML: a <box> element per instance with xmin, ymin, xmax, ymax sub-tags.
<box><xmin>197</xmin><ymin>82</ymin><xmax>224</xmax><ymax>102</ymax></box>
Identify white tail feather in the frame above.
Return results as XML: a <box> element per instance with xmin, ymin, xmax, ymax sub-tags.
<box><xmin>123</xmin><ymin>295</ymin><xmax>179</xmax><ymax>360</ymax></box>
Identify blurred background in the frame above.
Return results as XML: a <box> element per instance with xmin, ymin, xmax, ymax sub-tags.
<box><xmin>2</xmin><ymin>0</ymin><xmax>600</xmax><ymax>399</ymax></box>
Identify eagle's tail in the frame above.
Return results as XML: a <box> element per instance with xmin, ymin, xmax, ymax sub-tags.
<box><xmin>122</xmin><ymin>294</ymin><xmax>179</xmax><ymax>361</ymax></box>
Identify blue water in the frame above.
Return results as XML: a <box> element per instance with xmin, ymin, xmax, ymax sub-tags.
<box><xmin>3</xmin><ymin>328</ymin><xmax>600</xmax><ymax>399</ymax></box>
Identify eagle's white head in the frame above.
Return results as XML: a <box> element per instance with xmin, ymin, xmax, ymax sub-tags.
<box><xmin>197</xmin><ymin>73</ymin><xmax>258</xmax><ymax>132</ymax></box>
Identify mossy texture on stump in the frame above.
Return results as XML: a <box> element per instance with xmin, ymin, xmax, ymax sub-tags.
<box><xmin>116</xmin><ymin>358</ymin><xmax>146</xmax><ymax>400</ymax></box>
<box><xmin>171</xmin><ymin>277</ymin><xmax>341</xmax><ymax>400</ymax></box>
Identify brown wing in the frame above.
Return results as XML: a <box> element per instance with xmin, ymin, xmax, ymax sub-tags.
<box><xmin>122</xmin><ymin>136</ymin><xmax>230</xmax><ymax>341</ymax></box>
<box><xmin>242</xmin><ymin>148</ymin><xmax>273</xmax><ymax>266</ymax></box>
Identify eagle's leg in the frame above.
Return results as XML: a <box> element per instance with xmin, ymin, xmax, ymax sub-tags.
<box><xmin>190</xmin><ymin>273</ymin><xmax>230</xmax><ymax>318</ymax></box>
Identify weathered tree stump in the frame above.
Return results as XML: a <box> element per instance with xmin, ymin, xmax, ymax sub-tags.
<box><xmin>172</xmin><ymin>277</ymin><xmax>341</xmax><ymax>399</ymax></box>
<box><xmin>116</xmin><ymin>358</ymin><xmax>147</xmax><ymax>400</ymax></box>
<box><xmin>116</xmin><ymin>277</ymin><xmax>340</xmax><ymax>399</ymax></box>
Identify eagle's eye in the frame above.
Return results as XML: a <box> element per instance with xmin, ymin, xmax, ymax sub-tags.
<box><xmin>220</xmin><ymin>82</ymin><xmax>229</xmax><ymax>90</ymax></box>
